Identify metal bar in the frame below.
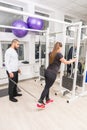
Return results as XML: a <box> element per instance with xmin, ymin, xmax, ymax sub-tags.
<box><xmin>59</xmin><ymin>24</ymin><xmax>67</xmax><ymax>91</ymax></box>
<box><xmin>0</xmin><ymin>6</ymin><xmax>70</xmax><ymax>25</ymax></box>
<box><xmin>71</xmin><ymin>22</ymin><xmax>82</xmax><ymax>97</ymax></box>
<box><xmin>45</xmin><ymin>28</ymin><xmax>49</xmax><ymax>68</ymax></box>
<box><xmin>9</xmin><ymin>78</ymin><xmax>37</xmax><ymax>99</ymax></box>
<box><xmin>49</xmin><ymin>31</ymin><xmax>64</xmax><ymax>35</ymax></box>
<box><xmin>81</xmin><ymin>25</ymin><xmax>87</xmax><ymax>29</ymax></box>
<box><xmin>0</xmin><ymin>77</ymin><xmax>8</xmax><ymax>79</ymax></box>
<box><xmin>0</xmin><ymin>25</ymin><xmax>46</xmax><ymax>33</ymax></box>
<box><xmin>82</xmin><ymin>51</ymin><xmax>87</xmax><ymax>92</ymax></box>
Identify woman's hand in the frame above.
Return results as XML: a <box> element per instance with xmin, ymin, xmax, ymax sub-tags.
<box><xmin>72</xmin><ymin>58</ymin><xmax>77</xmax><ymax>62</ymax></box>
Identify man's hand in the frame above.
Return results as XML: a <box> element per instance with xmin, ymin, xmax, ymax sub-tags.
<box><xmin>9</xmin><ymin>72</ymin><xmax>14</xmax><ymax>78</ymax></box>
<box><xmin>18</xmin><ymin>69</ymin><xmax>21</xmax><ymax>74</ymax></box>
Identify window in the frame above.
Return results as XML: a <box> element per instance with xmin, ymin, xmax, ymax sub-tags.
<box><xmin>41</xmin><ymin>44</ymin><xmax>46</xmax><ymax>58</ymax></box>
<box><xmin>1</xmin><ymin>44</ymin><xmax>10</xmax><ymax>62</ymax></box>
<box><xmin>35</xmin><ymin>44</ymin><xmax>39</xmax><ymax>59</ymax></box>
<box><xmin>35</xmin><ymin>43</ymin><xmax>46</xmax><ymax>59</ymax></box>
<box><xmin>1</xmin><ymin>43</ymin><xmax>24</xmax><ymax>62</ymax></box>
<box><xmin>17</xmin><ymin>44</ymin><xmax>24</xmax><ymax>61</ymax></box>
<box><xmin>0</xmin><ymin>2</ymin><xmax>23</xmax><ymax>32</ymax></box>
<box><xmin>35</xmin><ymin>11</ymin><xmax>49</xmax><ymax>30</ymax></box>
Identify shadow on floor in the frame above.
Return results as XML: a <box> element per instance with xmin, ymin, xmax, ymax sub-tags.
<box><xmin>0</xmin><ymin>87</ymin><xmax>21</xmax><ymax>98</ymax></box>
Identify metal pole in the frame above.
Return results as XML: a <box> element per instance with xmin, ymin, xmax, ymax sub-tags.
<box><xmin>0</xmin><ymin>6</ymin><xmax>70</xmax><ymax>25</ymax></box>
<box><xmin>82</xmin><ymin>51</ymin><xmax>87</xmax><ymax>92</ymax></box>
<box><xmin>0</xmin><ymin>25</ymin><xmax>46</xmax><ymax>33</ymax></box>
<box><xmin>45</xmin><ymin>28</ymin><xmax>49</xmax><ymax>68</ymax></box>
<box><xmin>72</xmin><ymin>22</ymin><xmax>82</xmax><ymax>96</ymax></box>
<box><xmin>59</xmin><ymin>24</ymin><xmax>67</xmax><ymax>92</ymax></box>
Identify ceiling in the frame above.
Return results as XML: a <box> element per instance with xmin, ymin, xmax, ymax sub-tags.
<box><xmin>30</xmin><ymin>0</ymin><xmax>87</xmax><ymax>21</ymax></box>
<box><xmin>0</xmin><ymin>0</ymin><xmax>87</xmax><ymax>26</ymax></box>
<box><xmin>23</xmin><ymin>0</ymin><xmax>87</xmax><ymax>22</ymax></box>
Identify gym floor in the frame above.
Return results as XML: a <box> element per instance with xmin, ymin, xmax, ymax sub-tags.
<box><xmin>0</xmin><ymin>79</ymin><xmax>87</xmax><ymax>130</ymax></box>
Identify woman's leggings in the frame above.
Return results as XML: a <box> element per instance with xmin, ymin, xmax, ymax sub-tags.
<box><xmin>40</xmin><ymin>69</ymin><xmax>56</xmax><ymax>101</ymax></box>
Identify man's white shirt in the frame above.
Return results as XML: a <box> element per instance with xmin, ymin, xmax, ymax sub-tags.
<box><xmin>5</xmin><ymin>48</ymin><xmax>19</xmax><ymax>73</ymax></box>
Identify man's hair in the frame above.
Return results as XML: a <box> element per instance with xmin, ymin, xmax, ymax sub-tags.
<box><xmin>11</xmin><ymin>39</ymin><xmax>19</xmax><ymax>45</ymax></box>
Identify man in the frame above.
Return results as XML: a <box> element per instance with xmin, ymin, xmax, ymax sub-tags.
<box><xmin>5</xmin><ymin>39</ymin><xmax>22</xmax><ymax>102</ymax></box>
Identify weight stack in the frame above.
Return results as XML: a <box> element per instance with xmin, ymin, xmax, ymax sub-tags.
<box><xmin>62</xmin><ymin>76</ymin><xmax>73</xmax><ymax>91</ymax></box>
<box><xmin>40</xmin><ymin>65</ymin><xmax>45</xmax><ymax>77</ymax></box>
<box><xmin>76</xmin><ymin>74</ymin><xmax>83</xmax><ymax>87</ymax></box>
<box><xmin>62</xmin><ymin>74</ymin><xmax>83</xmax><ymax>91</ymax></box>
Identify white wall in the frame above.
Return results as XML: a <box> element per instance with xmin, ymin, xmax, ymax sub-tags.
<box><xmin>0</xmin><ymin>0</ymin><xmax>65</xmax><ymax>85</ymax></box>
<box><xmin>0</xmin><ymin>32</ymin><xmax>39</xmax><ymax>85</ymax></box>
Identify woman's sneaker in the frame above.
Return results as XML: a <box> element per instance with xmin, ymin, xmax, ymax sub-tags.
<box><xmin>37</xmin><ymin>103</ymin><xmax>45</xmax><ymax>109</ymax></box>
<box><xmin>37</xmin><ymin>99</ymin><xmax>45</xmax><ymax>109</ymax></box>
<box><xmin>46</xmin><ymin>99</ymin><xmax>54</xmax><ymax>104</ymax></box>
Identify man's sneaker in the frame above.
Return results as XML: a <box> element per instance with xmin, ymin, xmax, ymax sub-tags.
<box><xmin>14</xmin><ymin>93</ymin><xmax>22</xmax><ymax>97</ymax></box>
<box><xmin>9</xmin><ymin>97</ymin><xmax>18</xmax><ymax>102</ymax></box>
<box><xmin>37</xmin><ymin>103</ymin><xmax>45</xmax><ymax>109</ymax></box>
<box><xmin>46</xmin><ymin>99</ymin><xmax>54</xmax><ymax>104</ymax></box>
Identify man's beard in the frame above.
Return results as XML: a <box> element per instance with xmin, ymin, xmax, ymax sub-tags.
<box><xmin>14</xmin><ymin>48</ymin><xmax>18</xmax><ymax>53</ymax></box>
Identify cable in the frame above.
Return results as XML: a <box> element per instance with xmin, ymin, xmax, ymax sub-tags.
<box><xmin>9</xmin><ymin>78</ymin><xmax>38</xmax><ymax>100</ymax></box>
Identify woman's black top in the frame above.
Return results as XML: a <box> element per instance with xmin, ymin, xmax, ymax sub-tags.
<box><xmin>47</xmin><ymin>52</ymin><xmax>63</xmax><ymax>75</ymax></box>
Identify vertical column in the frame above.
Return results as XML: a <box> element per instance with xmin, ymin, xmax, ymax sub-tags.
<box><xmin>45</xmin><ymin>28</ymin><xmax>49</xmax><ymax>68</ymax></box>
<box><xmin>54</xmin><ymin>11</ymin><xmax>64</xmax><ymax>43</ymax></box>
<box><xmin>59</xmin><ymin>24</ymin><xmax>67</xmax><ymax>89</ymax></box>
<box><xmin>23</xmin><ymin>2</ymin><xmax>35</xmax><ymax>21</ymax></box>
<box><xmin>72</xmin><ymin>22</ymin><xmax>82</xmax><ymax>97</ymax></box>
<box><xmin>82</xmin><ymin>51</ymin><xmax>87</xmax><ymax>93</ymax></box>
<box><xmin>22</xmin><ymin>2</ymin><xmax>35</xmax><ymax>64</ymax></box>
<box><xmin>28</xmin><ymin>34</ymin><xmax>36</xmax><ymax>64</ymax></box>
<box><xmin>0</xmin><ymin>42</ymin><xmax>2</xmax><ymax>67</ymax></box>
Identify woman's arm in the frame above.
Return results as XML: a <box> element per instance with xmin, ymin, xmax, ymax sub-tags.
<box><xmin>60</xmin><ymin>57</ymin><xmax>76</xmax><ymax>64</ymax></box>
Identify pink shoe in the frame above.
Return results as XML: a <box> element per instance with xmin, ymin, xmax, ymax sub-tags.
<box><xmin>46</xmin><ymin>99</ymin><xmax>54</xmax><ymax>104</ymax></box>
<box><xmin>37</xmin><ymin>103</ymin><xmax>45</xmax><ymax>109</ymax></box>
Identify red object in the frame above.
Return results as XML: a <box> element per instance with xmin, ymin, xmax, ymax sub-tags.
<box><xmin>46</xmin><ymin>99</ymin><xmax>54</xmax><ymax>104</ymax></box>
<box><xmin>37</xmin><ymin>103</ymin><xmax>45</xmax><ymax>109</ymax></box>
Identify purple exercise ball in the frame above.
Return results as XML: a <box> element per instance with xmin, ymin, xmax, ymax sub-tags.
<box><xmin>27</xmin><ymin>17</ymin><xmax>44</xmax><ymax>30</ymax></box>
<box><xmin>12</xmin><ymin>20</ymin><xmax>28</xmax><ymax>38</ymax></box>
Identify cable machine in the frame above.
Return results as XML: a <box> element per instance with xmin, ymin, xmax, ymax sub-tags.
<box><xmin>57</xmin><ymin>22</ymin><xmax>87</xmax><ymax>103</ymax></box>
<box><xmin>2</xmin><ymin>5</ymin><xmax>86</xmax><ymax>103</ymax></box>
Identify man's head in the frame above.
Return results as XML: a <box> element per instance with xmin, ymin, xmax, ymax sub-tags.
<box><xmin>11</xmin><ymin>39</ymin><xmax>20</xmax><ymax>49</ymax></box>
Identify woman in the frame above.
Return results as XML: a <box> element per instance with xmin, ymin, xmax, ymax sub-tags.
<box><xmin>37</xmin><ymin>42</ymin><xmax>76</xmax><ymax>108</ymax></box>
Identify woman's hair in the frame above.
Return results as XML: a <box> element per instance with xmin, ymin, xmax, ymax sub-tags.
<box><xmin>49</xmin><ymin>42</ymin><xmax>62</xmax><ymax>64</ymax></box>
